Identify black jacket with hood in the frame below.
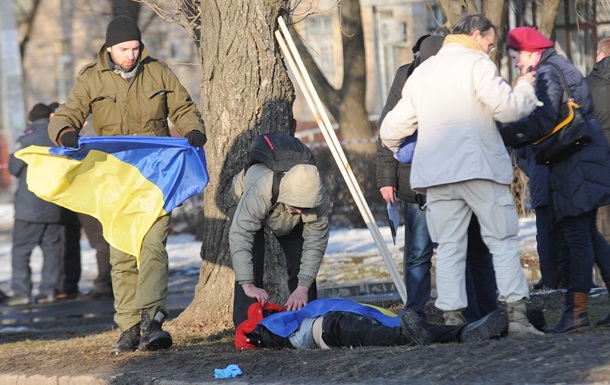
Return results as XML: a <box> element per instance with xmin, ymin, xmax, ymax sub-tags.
<box><xmin>375</xmin><ymin>36</ymin><xmax>444</xmax><ymax>203</ymax></box>
<box><xmin>586</xmin><ymin>56</ymin><xmax>610</xmax><ymax>143</ymax></box>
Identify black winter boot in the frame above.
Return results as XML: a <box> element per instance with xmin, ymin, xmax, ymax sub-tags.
<box><xmin>596</xmin><ymin>281</ymin><xmax>610</xmax><ymax>326</ymax></box>
<box><xmin>459</xmin><ymin>309</ymin><xmax>508</xmax><ymax>343</ymax></box>
<box><xmin>139</xmin><ymin>309</ymin><xmax>173</xmax><ymax>351</ymax></box>
<box><xmin>398</xmin><ymin>308</ymin><xmax>433</xmax><ymax>346</ymax></box>
<box><xmin>109</xmin><ymin>324</ymin><xmax>140</xmax><ymax>356</ymax></box>
<box><xmin>597</xmin><ymin>312</ymin><xmax>610</xmax><ymax>326</ymax></box>
<box><xmin>545</xmin><ymin>292</ymin><xmax>590</xmax><ymax>333</ymax></box>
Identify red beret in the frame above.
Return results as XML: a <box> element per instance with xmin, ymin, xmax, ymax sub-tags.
<box><xmin>507</xmin><ymin>26</ymin><xmax>554</xmax><ymax>52</ymax></box>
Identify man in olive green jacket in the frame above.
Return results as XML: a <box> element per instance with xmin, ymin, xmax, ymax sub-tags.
<box><xmin>230</xmin><ymin>163</ymin><xmax>330</xmax><ymax>327</ymax></box>
<box><xmin>49</xmin><ymin>15</ymin><xmax>207</xmax><ymax>356</ymax></box>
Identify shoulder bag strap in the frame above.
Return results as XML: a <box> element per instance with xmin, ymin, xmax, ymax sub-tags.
<box><xmin>542</xmin><ymin>61</ymin><xmax>574</xmax><ymax>101</ymax></box>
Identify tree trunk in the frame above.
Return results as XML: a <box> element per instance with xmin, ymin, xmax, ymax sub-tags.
<box><xmin>291</xmin><ymin>0</ymin><xmax>373</xmax><ymax>153</ymax></box>
<box><xmin>437</xmin><ymin>0</ymin><xmax>478</xmax><ymax>28</ymax></box>
<box><xmin>337</xmin><ymin>0</ymin><xmax>371</xmax><ymax>145</ymax></box>
<box><xmin>537</xmin><ymin>0</ymin><xmax>561</xmax><ymax>38</ymax></box>
<box><xmin>174</xmin><ymin>0</ymin><xmax>294</xmax><ymax>332</ymax></box>
<box><xmin>482</xmin><ymin>0</ymin><xmax>508</xmax><ymax>65</ymax></box>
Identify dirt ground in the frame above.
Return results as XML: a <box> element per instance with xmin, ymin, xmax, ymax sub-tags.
<box><xmin>2</xmin><ymin>289</ymin><xmax>610</xmax><ymax>384</ymax></box>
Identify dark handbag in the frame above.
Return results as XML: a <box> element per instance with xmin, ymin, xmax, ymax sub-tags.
<box><xmin>532</xmin><ymin>62</ymin><xmax>592</xmax><ymax>165</ymax></box>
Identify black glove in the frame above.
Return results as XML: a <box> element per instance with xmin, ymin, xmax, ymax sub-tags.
<box><xmin>186</xmin><ymin>130</ymin><xmax>207</xmax><ymax>147</ymax></box>
<box><xmin>59</xmin><ymin>130</ymin><xmax>79</xmax><ymax>148</ymax></box>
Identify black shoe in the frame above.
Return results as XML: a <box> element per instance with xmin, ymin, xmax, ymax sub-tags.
<box><xmin>460</xmin><ymin>309</ymin><xmax>509</xmax><ymax>343</ymax></box>
<box><xmin>110</xmin><ymin>325</ymin><xmax>141</xmax><ymax>356</ymax></box>
<box><xmin>526</xmin><ymin>306</ymin><xmax>547</xmax><ymax>331</ymax></box>
<box><xmin>596</xmin><ymin>311</ymin><xmax>610</xmax><ymax>326</ymax></box>
<box><xmin>0</xmin><ymin>290</ymin><xmax>7</xmax><ymax>302</ymax></box>
<box><xmin>139</xmin><ymin>309</ymin><xmax>172</xmax><ymax>351</ymax></box>
<box><xmin>398</xmin><ymin>307</ymin><xmax>433</xmax><ymax>346</ymax></box>
<box><xmin>79</xmin><ymin>290</ymin><xmax>113</xmax><ymax>301</ymax></box>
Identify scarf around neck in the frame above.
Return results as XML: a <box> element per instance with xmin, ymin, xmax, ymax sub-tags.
<box><xmin>107</xmin><ymin>53</ymin><xmax>138</xmax><ymax>81</ymax></box>
<box><xmin>443</xmin><ymin>34</ymin><xmax>484</xmax><ymax>52</ymax></box>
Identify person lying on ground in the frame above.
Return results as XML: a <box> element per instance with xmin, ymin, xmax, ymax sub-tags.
<box><xmin>236</xmin><ymin>298</ymin><xmax>510</xmax><ymax>350</ymax></box>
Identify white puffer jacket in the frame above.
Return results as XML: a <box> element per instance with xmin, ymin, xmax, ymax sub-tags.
<box><xmin>380</xmin><ymin>39</ymin><xmax>538</xmax><ymax>192</ymax></box>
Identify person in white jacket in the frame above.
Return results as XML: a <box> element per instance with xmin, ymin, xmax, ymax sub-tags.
<box><xmin>380</xmin><ymin>14</ymin><xmax>542</xmax><ymax>337</ymax></box>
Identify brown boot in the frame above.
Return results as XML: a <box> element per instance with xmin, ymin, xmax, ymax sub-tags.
<box><xmin>545</xmin><ymin>292</ymin><xmax>590</xmax><ymax>333</ymax></box>
<box><xmin>507</xmin><ymin>298</ymin><xmax>545</xmax><ymax>338</ymax></box>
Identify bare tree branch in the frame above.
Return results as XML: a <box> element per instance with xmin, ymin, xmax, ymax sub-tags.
<box><xmin>134</xmin><ymin>0</ymin><xmax>201</xmax><ymax>41</ymax></box>
<box><xmin>437</xmin><ymin>0</ymin><xmax>478</xmax><ymax>28</ymax></box>
<box><xmin>18</xmin><ymin>0</ymin><xmax>42</xmax><ymax>58</ymax></box>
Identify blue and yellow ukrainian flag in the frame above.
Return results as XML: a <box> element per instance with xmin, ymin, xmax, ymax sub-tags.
<box><xmin>15</xmin><ymin>136</ymin><xmax>209</xmax><ymax>261</ymax></box>
<box><xmin>258</xmin><ymin>298</ymin><xmax>399</xmax><ymax>338</ymax></box>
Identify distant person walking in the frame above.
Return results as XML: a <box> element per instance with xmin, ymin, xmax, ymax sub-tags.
<box><xmin>8</xmin><ymin>104</ymin><xmax>65</xmax><ymax>306</ymax></box>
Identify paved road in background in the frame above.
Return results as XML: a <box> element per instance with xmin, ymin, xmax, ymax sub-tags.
<box><xmin>0</xmin><ymin>270</ymin><xmax>199</xmax><ymax>333</ymax></box>
<box><xmin>0</xmin><ymin>269</ymin><xmax>401</xmax><ymax>333</ymax></box>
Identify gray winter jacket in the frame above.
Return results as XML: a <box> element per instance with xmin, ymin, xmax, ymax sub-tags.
<box><xmin>9</xmin><ymin>118</ymin><xmax>76</xmax><ymax>224</ymax></box>
<box><xmin>230</xmin><ymin>163</ymin><xmax>330</xmax><ymax>288</ymax></box>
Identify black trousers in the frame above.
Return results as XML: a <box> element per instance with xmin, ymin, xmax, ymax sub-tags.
<box><xmin>57</xmin><ymin>222</ymin><xmax>82</xmax><ymax>294</ymax></box>
<box><xmin>233</xmin><ymin>223</ymin><xmax>318</xmax><ymax>327</ymax></box>
<box><xmin>320</xmin><ymin>311</ymin><xmax>463</xmax><ymax>348</ymax></box>
<box><xmin>463</xmin><ymin>215</ymin><xmax>499</xmax><ymax>322</ymax></box>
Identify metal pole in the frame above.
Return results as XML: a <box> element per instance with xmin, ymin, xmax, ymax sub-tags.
<box><xmin>276</xmin><ymin>17</ymin><xmax>407</xmax><ymax>304</ymax></box>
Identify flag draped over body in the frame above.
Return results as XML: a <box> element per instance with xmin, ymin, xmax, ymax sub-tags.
<box><xmin>15</xmin><ymin>136</ymin><xmax>209</xmax><ymax>261</ymax></box>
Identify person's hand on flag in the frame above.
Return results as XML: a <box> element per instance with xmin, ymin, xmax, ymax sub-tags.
<box><xmin>58</xmin><ymin>129</ymin><xmax>79</xmax><ymax>148</ymax></box>
<box><xmin>186</xmin><ymin>130</ymin><xmax>207</xmax><ymax>146</ymax></box>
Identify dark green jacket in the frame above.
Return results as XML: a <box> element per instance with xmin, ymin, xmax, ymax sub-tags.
<box><xmin>49</xmin><ymin>44</ymin><xmax>205</xmax><ymax>143</ymax></box>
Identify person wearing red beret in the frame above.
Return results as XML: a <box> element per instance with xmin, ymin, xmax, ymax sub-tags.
<box><xmin>500</xmin><ymin>26</ymin><xmax>610</xmax><ymax>333</ymax></box>
<box><xmin>507</xmin><ymin>27</ymin><xmax>568</xmax><ymax>295</ymax></box>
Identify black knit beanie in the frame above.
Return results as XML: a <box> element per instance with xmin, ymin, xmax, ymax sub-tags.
<box><xmin>105</xmin><ymin>16</ymin><xmax>141</xmax><ymax>47</ymax></box>
<box><xmin>28</xmin><ymin>103</ymin><xmax>51</xmax><ymax>122</ymax></box>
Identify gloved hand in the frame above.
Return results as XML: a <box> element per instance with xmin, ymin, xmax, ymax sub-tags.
<box><xmin>186</xmin><ymin>130</ymin><xmax>207</xmax><ymax>146</ymax></box>
<box><xmin>59</xmin><ymin>129</ymin><xmax>79</xmax><ymax>148</ymax></box>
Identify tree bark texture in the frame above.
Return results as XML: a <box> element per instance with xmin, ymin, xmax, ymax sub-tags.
<box><xmin>437</xmin><ymin>0</ymin><xmax>478</xmax><ymax>28</ymax></box>
<box><xmin>482</xmin><ymin>0</ymin><xmax>508</xmax><ymax>65</ymax></box>
<box><xmin>290</xmin><ymin>0</ymin><xmax>373</xmax><ymax>150</ymax></box>
<box><xmin>537</xmin><ymin>0</ymin><xmax>561</xmax><ymax>38</ymax></box>
<box><xmin>175</xmin><ymin>0</ymin><xmax>294</xmax><ymax>332</ymax></box>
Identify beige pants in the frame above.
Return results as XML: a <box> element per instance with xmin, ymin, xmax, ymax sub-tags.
<box><xmin>425</xmin><ymin>179</ymin><xmax>530</xmax><ymax>311</ymax></box>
